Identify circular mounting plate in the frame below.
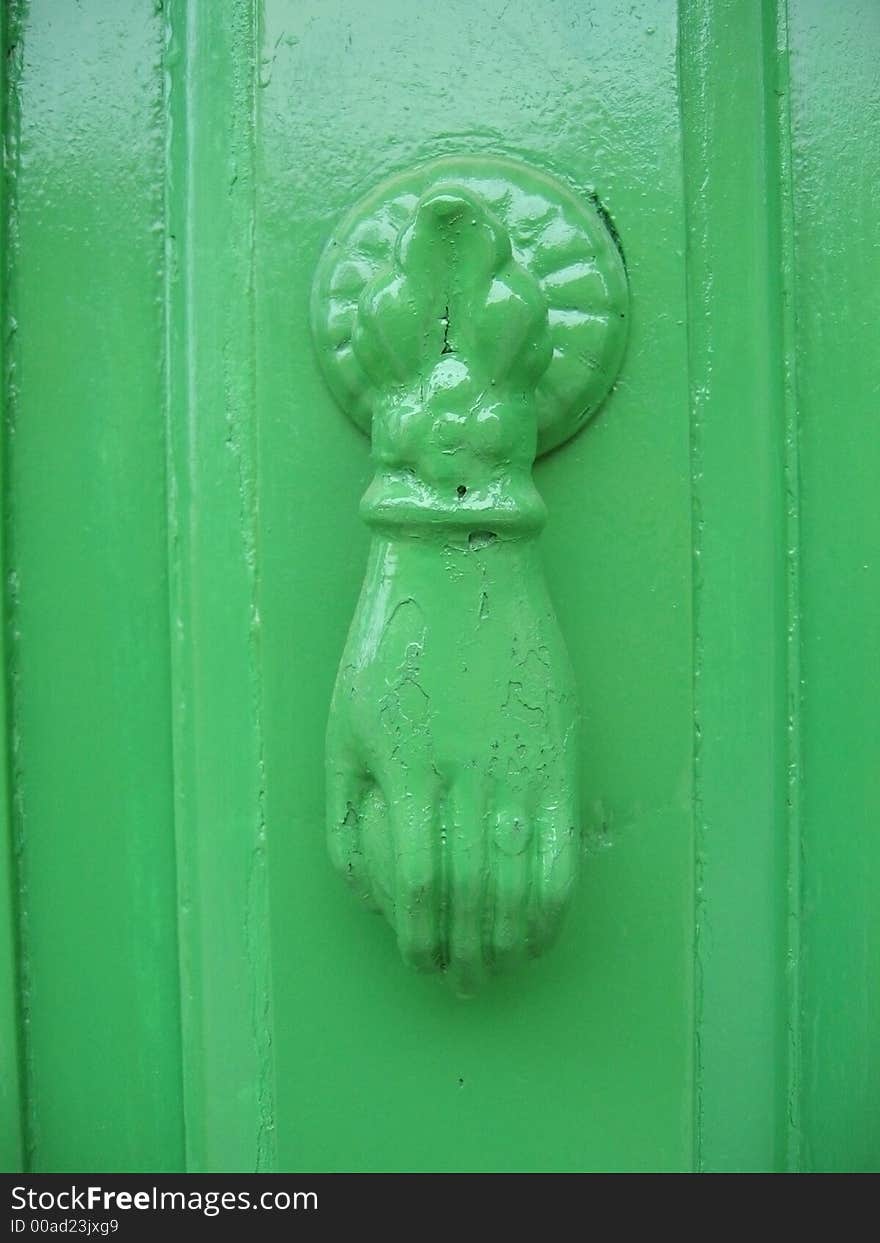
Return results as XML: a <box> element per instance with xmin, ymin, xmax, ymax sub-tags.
<box><xmin>311</xmin><ymin>154</ymin><xmax>629</xmax><ymax>457</ymax></box>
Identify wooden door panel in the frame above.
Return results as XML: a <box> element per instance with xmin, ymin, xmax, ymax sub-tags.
<box><xmin>1</xmin><ymin>0</ymin><xmax>877</xmax><ymax>1173</ymax></box>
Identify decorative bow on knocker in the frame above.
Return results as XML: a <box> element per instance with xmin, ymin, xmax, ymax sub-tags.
<box><xmin>311</xmin><ymin>155</ymin><xmax>627</xmax><ymax>994</ymax></box>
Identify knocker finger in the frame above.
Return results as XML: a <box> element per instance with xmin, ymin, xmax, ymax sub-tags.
<box><xmin>446</xmin><ymin>770</ymin><xmax>489</xmax><ymax>996</ymax></box>
<box><xmin>490</xmin><ymin>796</ymin><xmax>533</xmax><ymax>966</ymax></box>
<box><xmin>388</xmin><ymin>785</ymin><xmax>442</xmax><ymax>973</ymax></box>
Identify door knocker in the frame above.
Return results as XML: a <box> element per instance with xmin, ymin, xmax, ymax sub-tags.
<box><xmin>311</xmin><ymin>155</ymin><xmax>628</xmax><ymax>993</ymax></box>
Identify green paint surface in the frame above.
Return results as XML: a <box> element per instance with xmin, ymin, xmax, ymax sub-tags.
<box><xmin>1</xmin><ymin>0</ymin><xmax>877</xmax><ymax>1173</ymax></box>
<box><xmin>4</xmin><ymin>0</ymin><xmax>184</xmax><ymax>1171</ymax></box>
<box><xmin>789</xmin><ymin>0</ymin><xmax>880</xmax><ymax>1173</ymax></box>
<box><xmin>260</xmin><ymin>0</ymin><xmax>694</xmax><ymax>1173</ymax></box>
<box><xmin>0</xmin><ymin>0</ymin><xmax>24</xmax><ymax>1176</ymax></box>
<box><xmin>679</xmin><ymin>0</ymin><xmax>793</xmax><ymax>1172</ymax></box>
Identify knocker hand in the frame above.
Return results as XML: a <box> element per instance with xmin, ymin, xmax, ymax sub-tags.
<box><xmin>327</xmin><ymin>535</ymin><xmax>580</xmax><ymax>994</ymax></box>
<box><xmin>311</xmin><ymin>154</ymin><xmax>627</xmax><ymax>990</ymax></box>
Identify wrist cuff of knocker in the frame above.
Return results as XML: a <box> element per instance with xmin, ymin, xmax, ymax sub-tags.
<box><xmin>359</xmin><ymin>470</ymin><xmax>547</xmax><ymax>538</ymax></box>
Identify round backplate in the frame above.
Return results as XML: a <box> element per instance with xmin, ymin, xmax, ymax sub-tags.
<box><xmin>311</xmin><ymin>154</ymin><xmax>629</xmax><ymax>457</ymax></box>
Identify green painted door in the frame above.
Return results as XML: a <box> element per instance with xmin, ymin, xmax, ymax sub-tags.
<box><xmin>1</xmin><ymin>0</ymin><xmax>877</xmax><ymax>1174</ymax></box>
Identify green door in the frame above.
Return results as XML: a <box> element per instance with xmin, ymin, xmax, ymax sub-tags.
<box><xmin>2</xmin><ymin>0</ymin><xmax>878</xmax><ymax>1174</ymax></box>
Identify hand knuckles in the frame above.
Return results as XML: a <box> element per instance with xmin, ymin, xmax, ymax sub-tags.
<box><xmin>396</xmin><ymin>919</ymin><xmax>438</xmax><ymax>971</ymax></box>
<box><xmin>491</xmin><ymin>924</ymin><xmax>522</xmax><ymax>959</ymax></box>
<box><xmin>493</xmin><ymin>813</ymin><xmax>532</xmax><ymax>857</ymax></box>
<box><xmin>395</xmin><ymin>855</ymin><xmax>435</xmax><ymax>905</ymax></box>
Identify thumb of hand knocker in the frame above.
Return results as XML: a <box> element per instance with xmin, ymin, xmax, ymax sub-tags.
<box><xmin>311</xmin><ymin>155</ymin><xmax>628</xmax><ymax>995</ymax></box>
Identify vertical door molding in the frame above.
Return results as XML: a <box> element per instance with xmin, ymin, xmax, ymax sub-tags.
<box><xmin>678</xmin><ymin>0</ymin><xmax>799</xmax><ymax>1172</ymax></box>
<box><xmin>788</xmin><ymin>0</ymin><xmax>880</xmax><ymax>1172</ymax></box>
<box><xmin>5</xmin><ymin>0</ymin><xmax>185</xmax><ymax>1172</ymax></box>
<box><xmin>164</xmin><ymin>0</ymin><xmax>276</xmax><ymax>1172</ymax></box>
<box><xmin>0</xmin><ymin>0</ymin><xmax>25</xmax><ymax>1176</ymax></box>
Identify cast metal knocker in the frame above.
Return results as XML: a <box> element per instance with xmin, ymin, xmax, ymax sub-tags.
<box><xmin>311</xmin><ymin>154</ymin><xmax>628</xmax><ymax>993</ymax></box>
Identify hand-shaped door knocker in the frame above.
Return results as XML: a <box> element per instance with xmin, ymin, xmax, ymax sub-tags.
<box><xmin>311</xmin><ymin>155</ymin><xmax>628</xmax><ymax>994</ymax></box>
